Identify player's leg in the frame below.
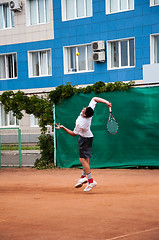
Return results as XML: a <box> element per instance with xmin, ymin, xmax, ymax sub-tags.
<box><xmin>75</xmin><ymin>158</ymin><xmax>97</xmax><ymax>191</ymax></box>
<box><xmin>80</xmin><ymin>158</ymin><xmax>94</xmax><ymax>183</ymax></box>
<box><xmin>74</xmin><ymin>158</ymin><xmax>89</xmax><ymax>188</ymax></box>
<box><xmin>80</xmin><ymin>158</ymin><xmax>97</xmax><ymax>192</ymax></box>
<box><xmin>75</xmin><ymin>136</ymin><xmax>96</xmax><ymax>190</ymax></box>
<box><xmin>79</xmin><ymin>157</ymin><xmax>90</xmax><ymax>174</ymax></box>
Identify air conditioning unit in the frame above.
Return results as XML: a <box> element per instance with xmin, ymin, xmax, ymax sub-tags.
<box><xmin>92</xmin><ymin>41</ymin><xmax>105</xmax><ymax>52</ymax></box>
<box><xmin>92</xmin><ymin>51</ymin><xmax>105</xmax><ymax>63</ymax></box>
<box><xmin>9</xmin><ymin>0</ymin><xmax>22</xmax><ymax>11</ymax></box>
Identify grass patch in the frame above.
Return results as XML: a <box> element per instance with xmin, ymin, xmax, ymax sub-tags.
<box><xmin>1</xmin><ymin>144</ymin><xmax>40</xmax><ymax>151</ymax></box>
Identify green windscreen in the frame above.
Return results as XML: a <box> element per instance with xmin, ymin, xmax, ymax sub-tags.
<box><xmin>55</xmin><ymin>87</ymin><xmax>159</xmax><ymax>168</ymax></box>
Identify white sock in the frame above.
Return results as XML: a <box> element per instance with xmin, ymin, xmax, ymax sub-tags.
<box><xmin>82</xmin><ymin>170</ymin><xmax>86</xmax><ymax>177</ymax></box>
<box><xmin>87</xmin><ymin>172</ymin><xmax>92</xmax><ymax>180</ymax></box>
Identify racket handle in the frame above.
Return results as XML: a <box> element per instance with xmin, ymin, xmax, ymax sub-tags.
<box><xmin>109</xmin><ymin>107</ymin><xmax>112</xmax><ymax>112</ymax></box>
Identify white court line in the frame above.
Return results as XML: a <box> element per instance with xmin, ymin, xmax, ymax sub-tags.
<box><xmin>105</xmin><ymin>226</ymin><xmax>159</xmax><ymax>240</ymax></box>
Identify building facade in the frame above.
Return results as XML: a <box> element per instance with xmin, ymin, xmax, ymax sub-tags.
<box><xmin>0</xmin><ymin>0</ymin><xmax>159</xmax><ymax>141</ymax></box>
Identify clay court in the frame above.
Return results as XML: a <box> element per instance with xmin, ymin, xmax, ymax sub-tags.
<box><xmin>0</xmin><ymin>168</ymin><xmax>159</xmax><ymax>240</ymax></box>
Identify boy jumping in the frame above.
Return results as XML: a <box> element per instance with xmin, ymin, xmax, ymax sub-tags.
<box><xmin>55</xmin><ymin>97</ymin><xmax>112</xmax><ymax>192</ymax></box>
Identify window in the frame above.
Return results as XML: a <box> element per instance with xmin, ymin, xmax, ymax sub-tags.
<box><xmin>30</xmin><ymin>114</ymin><xmax>39</xmax><ymax>127</ymax></box>
<box><xmin>106</xmin><ymin>0</ymin><xmax>134</xmax><ymax>14</ymax></box>
<box><xmin>26</xmin><ymin>0</ymin><xmax>50</xmax><ymax>26</ymax></box>
<box><xmin>0</xmin><ymin>3</ymin><xmax>14</xmax><ymax>29</ymax></box>
<box><xmin>28</xmin><ymin>49</ymin><xmax>52</xmax><ymax>77</ymax></box>
<box><xmin>62</xmin><ymin>0</ymin><xmax>92</xmax><ymax>21</ymax></box>
<box><xmin>107</xmin><ymin>38</ymin><xmax>135</xmax><ymax>69</ymax></box>
<box><xmin>150</xmin><ymin>0</ymin><xmax>159</xmax><ymax>6</ymax></box>
<box><xmin>64</xmin><ymin>44</ymin><xmax>94</xmax><ymax>74</ymax></box>
<box><xmin>0</xmin><ymin>104</ymin><xmax>19</xmax><ymax>127</ymax></box>
<box><xmin>150</xmin><ymin>34</ymin><xmax>159</xmax><ymax>64</ymax></box>
<box><xmin>0</xmin><ymin>53</ymin><xmax>17</xmax><ymax>80</ymax></box>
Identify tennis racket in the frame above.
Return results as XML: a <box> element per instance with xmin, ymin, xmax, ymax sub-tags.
<box><xmin>107</xmin><ymin>107</ymin><xmax>118</xmax><ymax>134</ymax></box>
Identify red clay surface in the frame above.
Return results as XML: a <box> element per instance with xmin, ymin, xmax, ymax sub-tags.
<box><xmin>0</xmin><ymin>168</ymin><xmax>159</xmax><ymax>240</ymax></box>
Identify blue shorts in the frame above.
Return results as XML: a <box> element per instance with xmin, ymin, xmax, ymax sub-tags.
<box><xmin>78</xmin><ymin>135</ymin><xmax>93</xmax><ymax>158</ymax></box>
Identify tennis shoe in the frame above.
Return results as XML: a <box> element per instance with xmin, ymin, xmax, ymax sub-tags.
<box><xmin>84</xmin><ymin>180</ymin><xmax>97</xmax><ymax>192</ymax></box>
<box><xmin>75</xmin><ymin>177</ymin><xmax>88</xmax><ymax>188</ymax></box>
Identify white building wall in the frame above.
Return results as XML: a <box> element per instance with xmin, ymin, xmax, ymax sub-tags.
<box><xmin>0</xmin><ymin>0</ymin><xmax>54</xmax><ymax>46</ymax></box>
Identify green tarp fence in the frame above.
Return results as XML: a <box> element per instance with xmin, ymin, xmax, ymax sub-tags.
<box><xmin>55</xmin><ymin>87</ymin><xmax>159</xmax><ymax>169</ymax></box>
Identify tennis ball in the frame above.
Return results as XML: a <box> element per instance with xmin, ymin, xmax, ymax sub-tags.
<box><xmin>76</xmin><ymin>52</ymin><xmax>79</xmax><ymax>56</ymax></box>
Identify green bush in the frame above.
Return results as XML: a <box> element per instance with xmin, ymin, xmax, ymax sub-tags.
<box><xmin>34</xmin><ymin>134</ymin><xmax>54</xmax><ymax>170</ymax></box>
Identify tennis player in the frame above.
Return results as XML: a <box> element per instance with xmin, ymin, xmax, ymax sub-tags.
<box><xmin>56</xmin><ymin>97</ymin><xmax>112</xmax><ymax>192</ymax></box>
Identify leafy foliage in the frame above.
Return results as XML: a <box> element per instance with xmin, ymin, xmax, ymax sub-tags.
<box><xmin>0</xmin><ymin>91</ymin><xmax>53</xmax><ymax>133</ymax></box>
<box><xmin>49</xmin><ymin>81</ymin><xmax>134</xmax><ymax>104</ymax></box>
<box><xmin>49</xmin><ymin>83</ymin><xmax>75</xmax><ymax>103</ymax></box>
<box><xmin>34</xmin><ymin>134</ymin><xmax>54</xmax><ymax>170</ymax></box>
<box><xmin>0</xmin><ymin>81</ymin><xmax>134</xmax><ymax>128</ymax></box>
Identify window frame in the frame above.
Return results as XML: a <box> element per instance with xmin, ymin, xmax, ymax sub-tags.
<box><xmin>61</xmin><ymin>0</ymin><xmax>92</xmax><ymax>21</ymax></box>
<box><xmin>63</xmin><ymin>43</ymin><xmax>94</xmax><ymax>74</ymax></box>
<box><xmin>150</xmin><ymin>33</ymin><xmax>159</xmax><ymax>64</ymax></box>
<box><xmin>0</xmin><ymin>2</ymin><xmax>14</xmax><ymax>30</ymax></box>
<box><xmin>0</xmin><ymin>52</ymin><xmax>18</xmax><ymax>80</ymax></box>
<box><xmin>107</xmin><ymin>37</ymin><xmax>135</xmax><ymax>70</ymax></box>
<box><xmin>28</xmin><ymin>49</ymin><xmax>52</xmax><ymax>78</ymax></box>
<box><xmin>150</xmin><ymin>0</ymin><xmax>159</xmax><ymax>6</ymax></box>
<box><xmin>26</xmin><ymin>0</ymin><xmax>50</xmax><ymax>26</ymax></box>
<box><xmin>106</xmin><ymin>0</ymin><xmax>134</xmax><ymax>14</ymax></box>
<box><xmin>30</xmin><ymin>114</ymin><xmax>39</xmax><ymax>127</ymax></box>
<box><xmin>0</xmin><ymin>103</ymin><xmax>19</xmax><ymax>128</ymax></box>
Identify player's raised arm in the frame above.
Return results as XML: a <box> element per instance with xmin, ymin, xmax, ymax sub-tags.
<box><xmin>92</xmin><ymin>97</ymin><xmax>112</xmax><ymax>108</ymax></box>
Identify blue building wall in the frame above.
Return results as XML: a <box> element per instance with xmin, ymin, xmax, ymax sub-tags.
<box><xmin>0</xmin><ymin>0</ymin><xmax>159</xmax><ymax>91</ymax></box>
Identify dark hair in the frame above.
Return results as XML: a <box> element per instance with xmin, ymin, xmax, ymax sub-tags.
<box><xmin>85</xmin><ymin>107</ymin><xmax>94</xmax><ymax>118</ymax></box>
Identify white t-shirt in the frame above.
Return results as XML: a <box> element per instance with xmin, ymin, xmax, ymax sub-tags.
<box><xmin>73</xmin><ymin>99</ymin><xmax>97</xmax><ymax>137</ymax></box>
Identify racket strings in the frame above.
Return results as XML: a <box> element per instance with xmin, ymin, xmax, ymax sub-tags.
<box><xmin>107</xmin><ymin>119</ymin><xmax>118</xmax><ymax>134</ymax></box>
